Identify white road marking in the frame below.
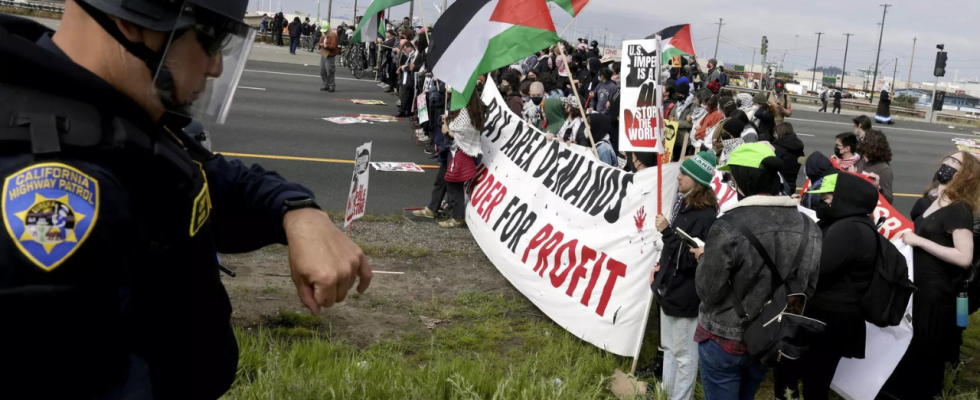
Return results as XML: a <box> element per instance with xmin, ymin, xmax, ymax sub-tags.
<box><xmin>244</xmin><ymin>69</ymin><xmax>376</xmax><ymax>83</ymax></box>
<box><xmin>797</xmin><ymin>133</ymin><xmax>815</xmax><ymax>137</ymax></box>
<box><xmin>372</xmin><ymin>271</ymin><xmax>405</xmax><ymax>275</ymax></box>
<box><xmin>786</xmin><ymin>117</ymin><xmax>975</xmax><ymax>137</ymax></box>
<box><xmin>238</xmin><ymin>86</ymin><xmax>266</xmax><ymax>91</ymax></box>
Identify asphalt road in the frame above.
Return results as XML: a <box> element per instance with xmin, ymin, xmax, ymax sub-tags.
<box><xmin>218</xmin><ymin>59</ymin><xmax>973</xmax><ymax>217</ymax></box>
<box><xmin>10</xmin><ymin>12</ymin><xmax>971</xmax><ymax>217</ymax></box>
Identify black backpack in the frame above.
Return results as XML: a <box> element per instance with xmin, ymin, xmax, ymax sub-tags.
<box><xmin>850</xmin><ymin>225</ymin><xmax>917</xmax><ymax>327</ymax></box>
<box><xmin>729</xmin><ymin>216</ymin><xmax>827</xmax><ymax>366</ymax></box>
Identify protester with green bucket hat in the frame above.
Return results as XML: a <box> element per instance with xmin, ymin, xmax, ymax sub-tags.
<box><xmin>651</xmin><ymin>150</ymin><xmax>719</xmax><ymax>400</ymax></box>
<box><xmin>695</xmin><ymin>142</ymin><xmax>823</xmax><ymax>399</ymax></box>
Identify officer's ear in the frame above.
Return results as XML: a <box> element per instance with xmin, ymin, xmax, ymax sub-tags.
<box><xmin>109</xmin><ymin>16</ymin><xmax>169</xmax><ymax>53</ymax></box>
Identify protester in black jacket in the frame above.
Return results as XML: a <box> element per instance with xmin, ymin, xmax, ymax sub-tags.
<box><xmin>774</xmin><ymin>172</ymin><xmax>878</xmax><ymax>400</ymax></box>
<box><xmin>287</xmin><ymin>17</ymin><xmax>302</xmax><ymax>54</ymax></box>
<box><xmin>653</xmin><ymin>150</ymin><xmax>718</xmax><ymax>400</ymax></box>
<box><xmin>752</xmin><ymin>92</ymin><xmax>775</xmax><ymax>142</ymax></box>
<box><xmin>772</xmin><ymin>122</ymin><xmax>805</xmax><ymax>194</ymax></box>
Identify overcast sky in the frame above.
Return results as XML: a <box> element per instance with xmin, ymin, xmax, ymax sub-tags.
<box><xmin>250</xmin><ymin>0</ymin><xmax>979</xmax><ymax>83</ymax></box>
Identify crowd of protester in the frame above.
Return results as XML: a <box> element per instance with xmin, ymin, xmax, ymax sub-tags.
<box><xmin>326</xmin><ymin>22</ymin><xmax>977</xmax><ymax>399</ymax></box>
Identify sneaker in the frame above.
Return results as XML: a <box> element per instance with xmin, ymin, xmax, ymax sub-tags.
<box><xmin>417</xmin><ymin>134</ymin><xmax>430</xmax><ymax>142</ymax></box>
<box><xmin>381</xmin><ymin>84</ymin><xmax>390</xmax><ymax>91</ymax></box>
<box><xmin>396</xmin><ymin>100</ymin><xmax>402</xmax><ymax>107</ymax></box>
<box><xmin>328</xmin><ymin>87</ymin><xmax>335</xmax><ymax>92</ymax></box>
<box><xmin>423</xmin><ymin>147</ymin><xmax>436</xmax><ymax>155</ymax></box>
<box><xmin>439</xmin><ymin>218</ymin><xmax>465</xmax><ymax>228</ymax></box>
<box><xmin>411</xmin><ymin>207</ymin><xmax>435</xmax><ymax>219</ymax></box>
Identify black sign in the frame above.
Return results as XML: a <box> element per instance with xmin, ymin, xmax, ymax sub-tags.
<box><xmin>624</xmin><ymin>44</ymin><xmax>659</xmax><ymax>88</ymax></box>
<box><xmin>933</xmin><ymin>91</ymin><xmax>946</xmax><ymax>111</ymax></box>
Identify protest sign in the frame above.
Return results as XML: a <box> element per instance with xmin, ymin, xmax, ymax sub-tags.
<box><xmin>619</xmin><ymin>38</ymin><xmax>664</xmax><ymax>153</ymax></box>
<box><xmin>371</xmin><ymin>162</ymin><xmax>425</xmax><ymax>173</ymax></box>
<box><xmin>416</xmin><ymin>94</ymin><xmax>429</xmax><ymax>124</ymax></box>
<box><xmin>350</xmin><ymin>99</ymin><xmax>387</xmax><ymax>105</ymax></box>
<box><xmin>660</xmin><ymin>121</ymin><xmax>679</xmax><ymax>164</ymax></box>
<box><xmin>323</xmin><ymin>117</ymin><xmax>368</xmax><ymax>124</ymax></box>
<box><xmin>469</xmin><ymin>78</ymin><xmax>679</xmax><ymax>356</ymax></box>
<box><xmin>557</xmin><ymin>55</ymin><xmax>569</xmax><ymax>77</ymax></box>
<box><xmin>345</xmin><ymin>142</ymin><xmax>371</xmax><ymax>228</ymax></box>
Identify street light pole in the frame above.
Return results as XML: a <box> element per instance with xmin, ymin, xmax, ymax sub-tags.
<box><xmin>713</xmin><ymin>18</ymin><xmax>724</xmax><ymax>61</ymax></box>
<box><xmin>812</xmin><ymin>32</ymin><xmax>824</xmax><ymax>93</ymax></box>
<box><xmin>869</xmin><ymin>4</ymin><xmax>892</xmax><ymax>104</ymax></box>
<box><xmin>907</xmin><ymin>37</ymin><xmax>917</xmax><ymax>90</ymax></box>
<box><xmin>409</xmin><ymin>0</ymin><xmax>414</xmax><ymax>21</ymax></box>
<box><xmin>841</xmin><ymin>33</ymin><xmax>853</xmax><ymax>91</ymax></box>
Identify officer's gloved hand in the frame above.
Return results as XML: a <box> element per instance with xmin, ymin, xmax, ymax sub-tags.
<box><xmin>284</xmin><ymin>209</ymin><xmax>373</xmax><ymax>314</ymax></box>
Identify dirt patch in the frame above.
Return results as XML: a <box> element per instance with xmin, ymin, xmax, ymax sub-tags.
<box><xmin>219</xmin><ymin>214</ymin><xmax>515</xmax><ymax>347</ymax></box>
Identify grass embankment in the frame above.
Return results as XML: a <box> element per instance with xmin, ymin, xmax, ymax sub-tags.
<box><xmin>226</xmin><ymin>295</ymin><xmax>980</xmax><ymax>400</ymax></box>
<box><xmin>225</xmin><ymin>291</ymin><xmax>632</xmax><ymax>399</ymax></box>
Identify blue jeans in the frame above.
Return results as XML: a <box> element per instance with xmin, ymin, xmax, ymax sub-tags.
<box><xmin>698</xmin><ymin>340</ymin><xmax>768</xmax><ymax>400</ymax></box>
<box><xmin>289</xmin><ymin>35</ymin><xmax>299</xmax><ymax>53</ymax></box>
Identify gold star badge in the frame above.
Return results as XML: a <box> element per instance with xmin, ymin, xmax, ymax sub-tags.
<box><xmin>14</xmin><ymin>193</ymin><xmax>85</xmax><ymax>255</ymax></box>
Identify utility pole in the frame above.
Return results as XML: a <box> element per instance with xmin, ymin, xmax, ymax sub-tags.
<box><xmin>907</xmin><ymin>37</ymin><xmax>916</xmax><ymax>90</ymax></box>
<box><xmin>442</xmin><ymin>0</ymin><xmax>447</xmax><ymax>15</ymax></box>
<box><xmin>841</xmin><ymin>33</ymin><xmax>854</xmax><ymax>91</ymax></box>
<box><xmin>892</xmin><ymin>58</ymin><xmax>899</xmax><ymax>94</ymax></box>
<box><xmin>749</xmin><ymin>48</ymin><xmax>756</xmax><ymax>88</ymax></box>
<box><xmin>713</xmin><ymin>18</ymin><xmax>724</xmax><ymax>61</ymax></box>
<box><xmin>409</xmin><ymin>0</ymin><xmax>414</xmax><ymax>21</ymax></box>
<box><xmin>869</xmin><ymin>4</ymin><xmax>891</xmax><ymax>104</ymax></box>
<box><xmin>316</xmin><ymin>0</ymin><xmax>320</xmax><ymax>22</ymax></box>
<box><xmin>812</xmin><ymin>32</ymin><xmax>824</xmax><ymax>93</ymax></box>
<box><xmin>326</xmin><ymin>0</ymin><xmax>332</xmax><ymax>23</ymax></box>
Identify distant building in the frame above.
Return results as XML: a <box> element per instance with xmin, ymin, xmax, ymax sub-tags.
<box><xmin>895</xmin><ymin>88</ymin><xmax>980</xmax><ymax>111</ymax></box>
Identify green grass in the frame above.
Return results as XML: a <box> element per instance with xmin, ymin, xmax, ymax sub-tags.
<box><xmin>226</xmin><ymin>291</ymin><xmax>637</xmax><ymax>399</ymax></box>
<box><xmin>226</xmin><ymin>295</ymin><xmax>980</xmax><ymax>399</ymax></box>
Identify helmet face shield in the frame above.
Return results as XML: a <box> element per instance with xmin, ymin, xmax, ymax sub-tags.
<box><xmin>152</xmin><ymin>1</ymin><xmax>255</xmax><ymax>125</ymax></box>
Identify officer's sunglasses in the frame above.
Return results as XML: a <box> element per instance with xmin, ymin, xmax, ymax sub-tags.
<box><xmin>179</xmin><ymin>5</ymin><xmax>240</xmax><ymax>57</ymax></box>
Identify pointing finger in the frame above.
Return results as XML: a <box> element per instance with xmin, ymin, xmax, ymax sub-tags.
<box><xmin>297</xmin><ymin>283</ymin><xmax>321</xmax><ymax>316</ymax></box>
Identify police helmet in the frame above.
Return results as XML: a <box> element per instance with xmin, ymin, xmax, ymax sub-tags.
<box><xmin>75</xmin><ymin>0</ymin><xmax>256</xmax><ymax>124</ymax></box>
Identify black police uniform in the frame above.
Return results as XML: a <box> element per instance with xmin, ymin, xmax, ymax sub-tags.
<box><xmin>0</xmin><ymin>15</ymin><xmax>316</xmax><ymax>399</ymax></box>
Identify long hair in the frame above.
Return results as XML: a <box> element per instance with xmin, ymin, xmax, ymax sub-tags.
<box><xmin>861</xmin><ymin>129</ymin><xmax>893</xmax><ymax>163</ymax></box>
<box><xmin>941</xmin><ymin>151</ymin><xmax>980</xmax><ymax>215</ymax></box>
<box><xmin>685</xmin><ymin>182</ymin><xmax>719</xmax><ymax>211</ymax></box>
<box><xmin>774</xmin><ymin>122</ymin><xmax>794</xmax><ymax>139</ymax></box>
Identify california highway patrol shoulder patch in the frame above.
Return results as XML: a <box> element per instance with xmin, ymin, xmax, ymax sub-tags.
<box><xmin>2</xmin><ymin>163</ymin><xmax>100</xmax><ymax>272</ymax></box>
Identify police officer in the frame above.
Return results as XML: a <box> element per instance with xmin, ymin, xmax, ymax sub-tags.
<box><xmin>0</xmin><ymin>0</ymin><xmax>372</xmax><ymax>398</ymax></box>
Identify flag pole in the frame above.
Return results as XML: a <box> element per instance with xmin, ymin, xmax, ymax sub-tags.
<box><xmin>555</xmin><ymin>44</ymin><xmax>599</xmax><ymax>160</ymax></box>
<box><xmin>557</xmin><ymin>2</ymin><xmax>595</xmax><ymax>39</ymax></box>
<box><xmin>416</xmin><ymin>0</ymin><xmax>431</xmax><ymax>45</ymax></box>
<box><xmin>655</xmin><ymin>35</ymin><xmax>664</xmax><ymax>216</ymax></box>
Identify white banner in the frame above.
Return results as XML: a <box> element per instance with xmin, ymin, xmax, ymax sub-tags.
<box><xmin>619</xmin><ymin>38</ymin><xmax>664</xmax><ymax>153</ymax></box>
<box><xmin>344</xmin><ymin>142</ymin><xmax>371</xmax><ymax>228</ymax></box>
<box><xmin>470</xmin><ymin>78</ymin><xmax>679</xmax><ymax>356</ymax></box>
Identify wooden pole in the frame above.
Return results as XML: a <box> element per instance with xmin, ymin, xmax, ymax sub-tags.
<box><xmin>555</xmin><ymin>44</ymin><xmax>599</xmax><ymax>159</ymax></box>
<box><xmin>416</xmin><ymin>0</ymin><xmax>431</xmax><ymax>45</ymax></box>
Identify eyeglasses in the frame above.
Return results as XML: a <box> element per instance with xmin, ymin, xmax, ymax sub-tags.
<box><xmin>943</xmin><ymin>156</ymin><xmax>963</xmax><ymax>168</ymax></box>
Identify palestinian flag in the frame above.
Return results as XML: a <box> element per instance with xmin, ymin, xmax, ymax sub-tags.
<box><xmin>549</xmin><ymin>0</ymin><xmax>589</xmax><ymax>16</ymax></box>
<box><xmin>645</xmin><ymin>24</ymin><xmax>695</xmax><ymax>63</ymax></box>
<box><xmin>351</xmin><ymin>0</ymin><xmax>409</xmax><ymax>43</ymax></box>
<box><xmin>427</xmin><ymin>0</ymin><xmax>560</xmax><ymax>110</ymax></box>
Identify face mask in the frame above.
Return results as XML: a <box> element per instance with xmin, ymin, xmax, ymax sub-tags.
<box><xmin>500</xmin><ymin>83</ymin><xmax>510</xmax><ymax>92</ymax></box>
<box><xmin>813</xmin><ymin>200</ymin><xmax>831</xmax><ymax>220</ymax></box>
<box><xmin>833</xmin><ymin>147</ymin><xmax>843</xmax><ymax>158</ymax></box>
<box><xmin>935</xmin><ymin>164</ymin><xmax>958</xmax><ymax>184</ymax></box>
<box><xmin>476</xmin><ymin>83</ymin><xmax>485</xmax><ymax>92</ymax></box>
<box><xmin>531</xmin><ymin>97</ymin><xmax>543</xmax><ymax>105</ymax></box>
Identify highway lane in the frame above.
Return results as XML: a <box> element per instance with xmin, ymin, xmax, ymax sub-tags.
<box><xmin>211</xmin><ymin>60</ymin><xmax>439</xmax><ymax>214</ymax></box>
<box><xmin>218</xmin><ymin>61</ymin><xmax>965</xmax><ymax>216</ymax></box>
